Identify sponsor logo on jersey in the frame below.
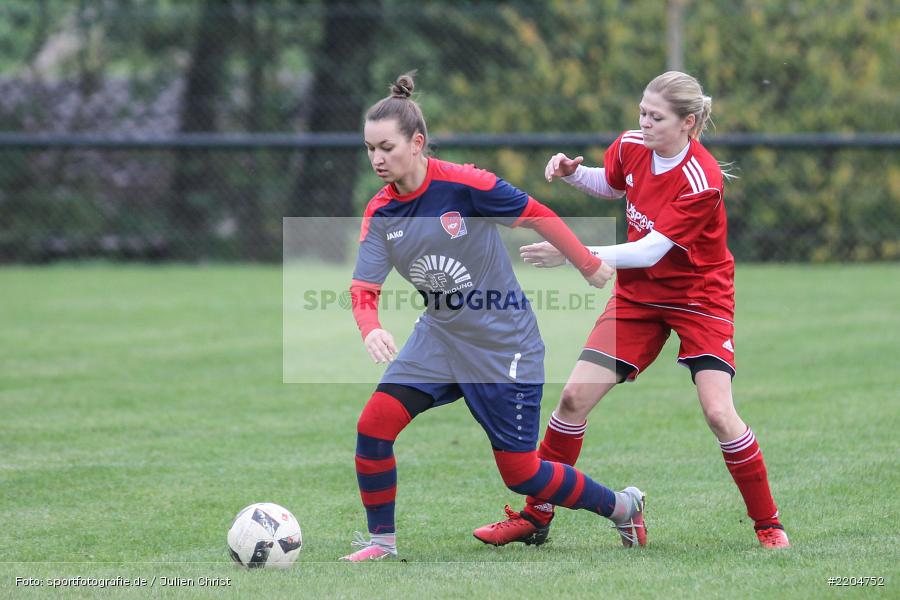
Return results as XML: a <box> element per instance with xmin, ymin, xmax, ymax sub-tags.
<box><xmin>386</xmin><ymin>230</ymin><xmax>403</xmax><ymax>240</ymax></box>
<box><xmin>440</xmin><ymin>211</ymin><xmax>468</xmax><ymax>239</ymax></box>
<box><xmin>626</xmin><ymin>201</ymin><xmax>654</xmax><ymax>232</ymax></box>
<box><xmin>722</xmin><ymin>339</ymin><xmax>734</xmax><ymax>353</ymax></box>
<box><xmin>409</xmin><ymin>254</ymin><xmax>473</xmax><ymax>293</ymax></box>
<box><xmin>626</xmin><ymin>173</ymin><xmax>634</xmax><ymax>187</ymax></box>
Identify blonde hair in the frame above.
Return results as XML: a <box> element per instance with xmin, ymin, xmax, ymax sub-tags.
<box><xmin>645</xmin><ymin>71</ymin><xmax>738</xmax><ymax>179</ymax></box>
<box><xmin>645</xmin><ymin>71</ymin><xmax>712</xmax><ymax>140</ymax></box>
<box><xmin>365</xmin><ymin>71</ymin><xmax>428</xmax><ymax>147</ymax></box>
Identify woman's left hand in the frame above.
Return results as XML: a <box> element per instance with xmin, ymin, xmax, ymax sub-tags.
<box><xmin>520</xmin><ymin>241</ymin><xmax>566</xmax><ymax>268</ymax></box>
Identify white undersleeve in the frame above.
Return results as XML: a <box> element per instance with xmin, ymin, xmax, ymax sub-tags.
<box><xmin>587</xmin><ymin>230</ymin><xmax>675</xmax><ymax>268</ymax></box>
<box><xmin>562</xmin><ymin>163</ymin><xmax>673</xmax><ymax>267</ymax></box>
<box><xmin>561</xmin><ymin>166</ymin><xmax>625</xmax><ymax>199</ymax></box>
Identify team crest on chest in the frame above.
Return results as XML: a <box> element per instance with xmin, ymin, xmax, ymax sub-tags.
<box><xmin>440</xmin><ymin>211</ymin><xmax>468</xmax><ymax>239</ymax></box>
<box><xmin>626</xmin><ymin>173</ymin><xmax>634</xmax><ymax>187</ymax></box>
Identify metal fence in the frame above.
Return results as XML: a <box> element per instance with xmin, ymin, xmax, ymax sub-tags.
<box><xmin>0</xmin><ymin>1</ymin><xmax>897</xmax><ymax>263</ymax></box>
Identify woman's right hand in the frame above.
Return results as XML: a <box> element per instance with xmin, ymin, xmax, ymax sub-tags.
<box><xmin>584</xmin><ymin>261</ymin><xmax>615</xmax><ymax>289</ymax></box>
<box><xmin>544</xmin><ymin>153</ymin><xmax>584</xmax><ymax>182</ymax></box>
<box><xmin>364</xmin><ymin>328</ymin><xmax>397</xmax><ymax>364</ymax></box>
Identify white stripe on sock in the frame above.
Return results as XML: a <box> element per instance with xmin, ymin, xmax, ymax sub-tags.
<box><xmin>548</xmin><ymin>421</ymin><xmax>586</xmax><ymax>434</ymax></box>
<box><xmin>720</xmin><ymin>427</ymin><xmax>752</xmax><ymax>447</ymax></box>
<box><xmin>723</xmin><ymin>448</ymin><xmax>760</xmax><ymax>465</ymax></box>
<box><xmin>550</xmin><ymin>412</ymin><xmax>586</xmax><ymax>427</ymax></box>
<box><xmin>721</xmin><ymin>433</ymin><xmax>756</xmax><ymax>454</ymax></box>
<box><xmin>549</xmin><ymin>412</ymin><xmax>587</xmax><ymax>435</ymax></box>
<box><xmin>720</xmin><ymin>428</ymin><xmax>755</xmax><ymax>453</ymax></box>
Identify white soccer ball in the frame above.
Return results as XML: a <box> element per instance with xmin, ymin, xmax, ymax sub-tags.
<box><xmin>227</xmin><ymin>502</ymin><xmax>302</xmax><ymax>568</ymax></box>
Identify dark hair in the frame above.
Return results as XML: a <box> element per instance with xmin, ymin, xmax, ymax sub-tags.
<box><xmin>365</xmin><ymin>72</ymin><xmax>428</xmax><ymax>147</ymax></box>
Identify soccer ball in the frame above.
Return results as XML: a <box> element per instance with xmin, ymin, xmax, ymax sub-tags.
<box><xmin>227</xmin><ymin>503</ymin><xmax>302</xmax><ymax>568</ymax></box>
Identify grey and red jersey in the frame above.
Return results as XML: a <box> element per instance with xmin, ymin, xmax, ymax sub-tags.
<box><xmin>352</xmin><ymin>158</ymin><xmax>544</xmax><ymax>383</ymax></box>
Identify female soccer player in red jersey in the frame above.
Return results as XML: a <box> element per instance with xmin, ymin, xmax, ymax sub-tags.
<box><xmin>474</xmin><ymin>71</ymin><xmax>789</xmax><ymax>549</ymax></box>
<box><xmin>341</xmin><ymin>73</ymin><xmax>647</xmax><ymax>562</ymax></box>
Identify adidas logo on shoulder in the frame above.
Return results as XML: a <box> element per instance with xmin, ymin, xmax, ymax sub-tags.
<box><xmin>722</xmin><ymin>339</ymin><xmax>734</xmax><ymax>353</ymax></box>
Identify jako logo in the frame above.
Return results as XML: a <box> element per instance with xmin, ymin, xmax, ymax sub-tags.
<box><xmin>387</xmin><ymin>230</ymin><xmax>403</xmax><ymax>240</ymax></box>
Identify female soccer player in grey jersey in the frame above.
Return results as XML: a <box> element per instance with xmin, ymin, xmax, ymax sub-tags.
<box><xmin>341</xmin><ymin>72</ymin><xmax>648</xmax><ymax>561</ymax></box>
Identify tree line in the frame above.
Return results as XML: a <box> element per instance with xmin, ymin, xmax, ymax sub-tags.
<box><xmin>0</xmin><ymin>0</ymin><xmax>896</xmax><ymax>262</ymax></box>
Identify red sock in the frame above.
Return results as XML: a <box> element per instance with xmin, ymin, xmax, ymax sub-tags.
<box><xmin>720</xmin><ymin>428</ymin><xmax>781</xmax><ymax>529</ymax></box>
<box><xmin>523</xmin><ymin>412</ymin><xmax>586</xmax><ymax>525</ymax></box>
<box><xmin>355</xmin><ymin>391</ymin><xmax>413</xmax><ymax>535</ymax></box>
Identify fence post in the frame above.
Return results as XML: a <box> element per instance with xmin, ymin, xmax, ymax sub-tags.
<box><xmin>667</xmin><ymin>0</ymin><xmax>687</xmax><ymax>72</ymax></box>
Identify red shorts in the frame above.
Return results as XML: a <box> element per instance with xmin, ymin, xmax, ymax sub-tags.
<box><xmin>581</xmin><ymin>296</ymin><xmax>736</xmax><ymax>381</ymax></box>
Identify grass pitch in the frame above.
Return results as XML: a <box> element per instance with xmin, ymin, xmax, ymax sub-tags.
<box><xmin>1</xmin><ymin>263</ymin><xmax>897</xmax><ymax>599</ymax></box>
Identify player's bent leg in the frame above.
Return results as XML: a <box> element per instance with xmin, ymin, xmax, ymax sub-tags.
<box><xmin>475</xmin><ymin>449</ymin><xmax>647</xmax><ymax>548</ymax></box>
<box><xmin>473</xmin><ymin>449</ymin><xmax>567</xmax><ymax>547</ymax></box>
<box><xmin>694</xmin><ymin>368</ymin><xmax>788</xmax><ymax>548</ymax></box>
<box><xmin>694</xmin><ymin>367</ymin><xmax>745</xmax><ymax>441</ymax></box>
<box><xmin>520</xmin><ymin>360</ymin><xmax>622</xmax><ymax>526</ymax></box>
<box><xmin>556</xmin><ymin>359</ymin><xmax>620</xmax><ymax>422</ymax></box>
<box><xmin>521</xmin><ymin>411</ymin><xmax>588</xmax><ymax>526</ymax></box>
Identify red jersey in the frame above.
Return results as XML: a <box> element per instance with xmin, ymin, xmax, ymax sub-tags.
<box><xmin>603</xmin><ymin>130</ymin><xmax>735</xmax><ymax>319</ymax></box>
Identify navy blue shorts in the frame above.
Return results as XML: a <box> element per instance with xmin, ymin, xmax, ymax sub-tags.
<box><xmin>381</xmin><ymin>319</ymin><xmax>544</xmax><ymax>452</ymax></box>
<box><xmin>401</xmin><ymin>380</ymin><xmax>543</xmax><ymax>452</ymax></box>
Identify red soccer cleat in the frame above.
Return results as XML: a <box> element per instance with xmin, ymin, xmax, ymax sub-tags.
<box><xmin>756</xmin><ymin>526</ymin><xmax>790</xmax><ymax>548</ymax></box>
<box><xmin>612</xmin><ymin>486</ymin><xmax>647</xmax><ymax>548</ymax></box>
<box><xmin>473</xmin><ymin>505</ymin><xmax>551</xmax><ymax>546</ymax></box>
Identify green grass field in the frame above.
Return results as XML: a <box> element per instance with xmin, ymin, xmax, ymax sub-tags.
<box><xmin>1</xmin><ymin>263</ymin><xmax>898</xmax><ymax>599</ymax></box>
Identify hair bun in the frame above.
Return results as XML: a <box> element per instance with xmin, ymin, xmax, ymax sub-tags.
<box><xmin>390</xmin><ymin>72</ymin><xmax>416</xmax><ymax>98</ymax></box>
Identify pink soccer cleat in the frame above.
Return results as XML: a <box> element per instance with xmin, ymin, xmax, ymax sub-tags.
<box><xmin>339</xmin><ymin>532</ymin><xmax>397</xmax><ymax>562</ymax></box>
<box><xmin>612</xmin><ymin>486</ymin><xmax>647</xmax><ymax>548</ymax></box>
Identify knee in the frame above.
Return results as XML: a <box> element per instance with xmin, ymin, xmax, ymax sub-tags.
<box><xmin>494</xmin><ymin>450</ymin><xmax>542</xmax><ymax>494</ymax></box>
<box><xmin>696</xmin><ymin>373</ymin><xmax>741</xmax><ymax>435</ymax></box>
<box><xmin>357</xmin><ymin>391</ymin><xmax>412</xmax><ymax>440</ymax></box>
<box><xmin>699</xmin><ymin>394</ymin><xmax>743</xmax><ymax>439</ymax></box>
<box><xmin>701</xmin><ymin>404</ymin><xmax>733</xmax><ymax>433</ymax></box>
<box><xmin>558</xmin><ymin>384</ymin><xmax>594</xmax><ymax>420</ymax></box>
<box><xmin>356</xmin><ymin>402</ymin><xmax>378</xmax><ymax>434</ymax></box>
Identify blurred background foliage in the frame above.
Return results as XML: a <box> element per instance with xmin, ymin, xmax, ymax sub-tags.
<box><xmin>0</xmin><ymin>0</ymin><xmax>897</xmax><ymax>262</ymax></box>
